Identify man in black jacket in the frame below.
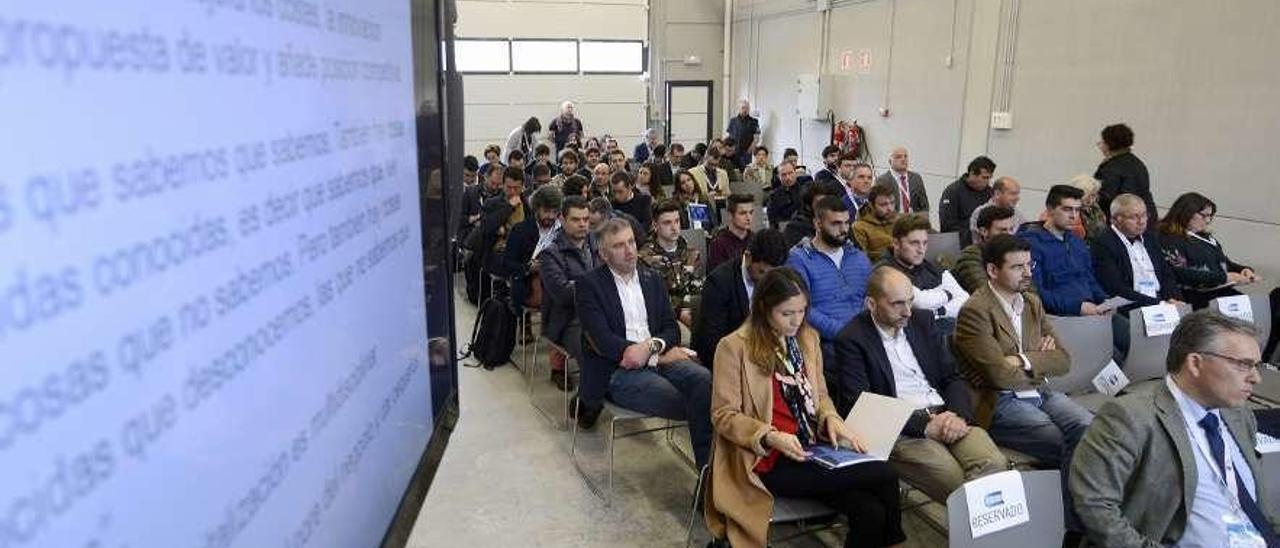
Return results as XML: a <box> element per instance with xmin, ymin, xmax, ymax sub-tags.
<box><xmin>539</xmin><ymin>197</ymin><xmax>596</xmax><ymax>390</ymax></box>
<box><xmin>689</xmin><ymin>229</ymin><xmax>790</xmax><ymax>368</ymax></box>
<box><xmin>834</xmin><ymin>267</ymin><xmax>1007</xmax><ymax>502</ymax></box>
<box><xmin>609</xmin><ymin>171</ymin><xmax>653</xmax><ymax>229</ymax></box>
<box><xmin>503</xmin><ymin>186</ymin><xmax>564</xmax><ymax>316</ymax></box>
<box><xmin>464</xmin><ymin>167</ymin><xmax>527</xmax><ymax>303</ymax></box>
<box><xmin>766</xmin><ymin>160</ymin><xmax>804</xmax><ymax>228</ymax></box>
<box><xmin>1090</xmin><ymin>194</ymin><xmax>1182</xmax><ymax>313</ymax></box>
<box><xmin>937</xmin><ymin>156</ymin><xmax>996</xmax><ymax>247</ymax></box>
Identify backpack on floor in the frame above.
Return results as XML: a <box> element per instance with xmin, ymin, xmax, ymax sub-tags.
<box><xmin>463</xmin><ymin>290</ymin><xmax>517</xmax><ymax>369</ymax></box>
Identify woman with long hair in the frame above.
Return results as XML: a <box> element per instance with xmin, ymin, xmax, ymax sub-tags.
<box><xmin>704</xmin><ymin>268</ymin><xmax>905</xmax><ymax>548</ymax></box>
<box><xmin>1157</xmin><ymin>192</ymin><xmax>1261</xmax><ymax>308</ymax></box>
<box><xmin>673</xmin><ymin>168</ymin><xmax>715</xmax><ymax>229</ymax></box>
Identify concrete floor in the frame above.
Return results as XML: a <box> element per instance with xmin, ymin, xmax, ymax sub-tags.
<box><xmin>407</xmin><ymin>288</ymin><xmax>949</xmax><ymax>547</ymax></box>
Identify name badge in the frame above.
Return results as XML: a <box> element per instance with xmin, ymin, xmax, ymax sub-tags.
<box><xmin>1014</xmin><ymin>389</ymin><xmax>1040</xmax><ymax>400</ymax></box>
<box><xmin>1136</xmin><ymin>279</ymin><xmax>1158</xmax><ymax>298</ymax></box>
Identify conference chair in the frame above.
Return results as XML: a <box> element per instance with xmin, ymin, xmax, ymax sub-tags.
<box><xmin>681</xmin><ymin>228</ymin><xmax>708</xmax><ymax>277</ymax></box>
<box><xmin>926</xmin><ymin>232</ymin><xmax>963</xmax><ymax>268</ymax></box>
<box><xmin>526</xmin><ymin>335</ymin><xmax>578</xmax><ymax>430</ymax></box>
<box><xmin>945</xmin><ymin>471</ymin><xmax>1064</xmax><ymax>548</ymax></box>
<box><xmin>683</xmin><ymin>462</ymin><xmax>841</xmax><ymax>548</ymax></box>
<box><xmin>570</xmin><ymin>399</ymin><xmax>691</xmax><ymax>505</ymax></box>
<box><xmin>1209</xmin><ymin>292</ymin><xmax>1272</xmax><ymax>351</ymax></box>
<box><xmin>1047</xmin><ymin>314</ymin><xmax>1115</xmax><ymax>411</ymax></box>
<box><xmin>1122</xmin><ymin>302</ymin><xmax>1193</xmax><ymax>391</ymax></box>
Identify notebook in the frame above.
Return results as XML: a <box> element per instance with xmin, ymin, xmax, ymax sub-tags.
<box><xmin>843</xmin><ymin>392</ymin><xmax>916</xmax><ymax>459</ymax></box>
<box><xmin>806</xmin><ymin>445</ymin><xmax>882</xmax><ymax>470</ymax></box>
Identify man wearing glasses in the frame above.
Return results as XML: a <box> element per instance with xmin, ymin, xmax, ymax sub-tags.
<box><xmin>1021</xmin><ymin>184</ymin><xmax>1130</xmax><ymax>362</ymax></box>
<box><xmin>953</xmin><ymin>234</ymin><xmax>1094</xmax><ymax>474</ymax></box>
<box><xmin>1071</xmin><ymin>310</ymin><xmax>1279</xmax><ymax>547</ymax></box>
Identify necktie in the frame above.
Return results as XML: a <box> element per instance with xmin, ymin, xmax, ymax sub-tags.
<box><xmin>1199</xmin><ymin>413</ymin><xmax>1278</xmax><ymax>545</ymax></box>
<box><xmin>899</xmin><ymin>173</ymin><xmax>912</xmax><ymax>212</ymax></box>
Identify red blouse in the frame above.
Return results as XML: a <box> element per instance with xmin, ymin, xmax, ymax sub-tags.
<box><xmin>754</xmin><ymin>376</ymin><xmax>799</xmax><ymax>475</ymax></box>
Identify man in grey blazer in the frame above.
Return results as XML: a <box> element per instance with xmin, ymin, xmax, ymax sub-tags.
<box><xmin>1070</xmin><ymin>310</ymin><xmax>1279</xmax><ymax>547</ymax></box>
<box><xmin>875</xmin><ymin>146</ymin><xmax>930</xmax><ymax>215</ymax></box>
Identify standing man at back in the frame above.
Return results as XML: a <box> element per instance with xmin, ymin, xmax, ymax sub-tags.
<box><xmin>725</xmin><ymin>99</ymin><xmax>761</xmax><ymax>169</ymax></box>
<box><xmin>939</xmin><ymin>156</ymin><xmax>996</xmax><ymax>246</ymax></box>
<box><xmin>876</xmin><ymin>146</ymin><xmax>929</xmax><ymax>215</ymax></box>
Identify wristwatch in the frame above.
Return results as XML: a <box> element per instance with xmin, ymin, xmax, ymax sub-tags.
<box><xmin>647</xmin><ymin>338</ymin><xmax>664</xmax><ymax>355</ymax></box>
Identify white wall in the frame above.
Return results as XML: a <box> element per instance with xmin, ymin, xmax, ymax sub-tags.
<box><xmin>455</xmin><ymin>0</ymin><xmax>648</xmax><ymax>157</ymax></box>
<box><xmin>729</xmin><ymin>0</ymin><xmax>1280</xmax><ymax>279</ymax></box>
<box><xmin>649</xmin><ymin>0</ymin><xmax>726</xmax><ymax>149</ymax></box>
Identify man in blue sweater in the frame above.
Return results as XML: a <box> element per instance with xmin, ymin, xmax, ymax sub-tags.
<box><xmin>1020</xmin><ymin>184</ymin><xmax>1129</xmax><ymax>362</ymax></box>
<box><xmin>787</xmin><ymin>195</ymin><xmax>874</xmax><ymax>403</ymax></box>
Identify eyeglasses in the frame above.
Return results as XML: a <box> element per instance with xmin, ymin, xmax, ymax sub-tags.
<box><xmin>1200</xmin><ymin>351</ymin><xmax>1270</xmax><ymax>374</ymax></box>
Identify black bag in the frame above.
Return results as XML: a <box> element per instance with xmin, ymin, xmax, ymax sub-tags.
<box><xmin>463</xmin><ymin>287</ymin><xmax>517</xmax><ymax>369</ymax></box>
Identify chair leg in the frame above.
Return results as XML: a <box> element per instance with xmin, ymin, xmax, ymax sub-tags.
<box><xmin>606</xmin><ymin>417</ymin><xmax>617</xmax><ymax>505</ymax></box>
<box><xmin>684</xmin><ymin>466</ymin><xmax>709</xmax><ymax>548</ymax></box>
<box><xmin>569</xmin><ymin>398</ymin><xmax>606</xmax><ymax>502</ymax></box>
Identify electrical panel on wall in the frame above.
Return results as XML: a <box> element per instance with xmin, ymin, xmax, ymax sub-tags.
<box><xmin>796</xmin><ymin>73</ymin><xmax>833</xmax><ymax>121</ymax></box>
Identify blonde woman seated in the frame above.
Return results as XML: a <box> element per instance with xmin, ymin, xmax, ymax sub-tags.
<box><xmin>704</xmin><ymin>267</ymin><xmax>905</xmax><ymax>548</ymax></box>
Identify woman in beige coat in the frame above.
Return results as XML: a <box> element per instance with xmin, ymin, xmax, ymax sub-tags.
<box><xmin>704</xmin><ymin>268</ymin><xmax>905</xmax><ymax>548</ymax></box>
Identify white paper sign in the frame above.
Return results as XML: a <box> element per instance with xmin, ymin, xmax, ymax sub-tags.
<box><xmin>965</xmin><ymin>470</ymin><xmax>1031</xmax><ymax>538</ymax></box>
<box><xmin>1091</xmin><ymin>359</ymin><xmax>1131</xmax><ymax>396</ymax></box>
<box><xmin>1218</xmin><ymin>294</ymin><xmax>1254</xmax><ymax>323</ymax></box>
<box><xmin>1141</xmin><ymin>303</ymin><xmax>1181</xmax><ymax>337</ymax></box>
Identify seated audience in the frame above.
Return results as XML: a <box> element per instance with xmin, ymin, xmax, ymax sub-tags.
<box><xmin>831</xmin><ymin>152</ymin><xmax>857</xmax><ymax>201</ymax></box>
<box><xmin>632</xmin><ymin>128</ymin><xmax>659</xmax><ymax>164</ymax></box>
<box><xmin>590</xmin><ymin>163</ymin><xmax>611</xmax><ymax>199</ymax></box>
<box><xmin>573</xmin><ymin>219</ymin><xmax>712</xmax><ymax>469</ymax></box>
<box><xmin>524</xmin><ymin>143</ymin><xmax>557</xmax><ymax>177</ymax></box>
<box><xmin>875</xmin><ymin>214</ymin><xmax>969</xmax><ymax>331</ymax></box>
<box><xmin>1090</xmin><ymin>193</ymin><xmax>1182</xmax><ymax>313</ymax></box>
<box><xmin>835</xmin><ymin>267</ymin><xmax>1006</xmax><ymax>502</ymax></box>
<box><xmin>843</xmin><ymin>162</ymin><xmax>875</xmax><ymax>215</ymax></box>
<box><xmin>561</xmin><ymin>173</ymin><xmax>591</xmax><ymax>202</ymax></box>
<box><xmin>953</xmin><ymin>205</ymin><xmax>1018</xmax><ymax>294</ymax></box>
<box><xmin>969</xmin><ymin>176</ymin><xmax>1026</xmax><ymax>236</ymax></box>
<box><xmin>464</xmin><ymin>167</ymin><xmax>529</xmax><ymax>305</ymax></box>
<box><xmin>1021</xmin><ymin>184</ymin><xmax>1128</xmax><ymax>361</ymax></box>
<box><xmin>691</xmin><ymin>148</ymin><xmax>731</xmax><ymax>199</ymax></box>
<box><xmin>1071</xmin><ymin>310</ymin><xmax>1278</xmax><ymax>547</ymax></box>
<box><xmin>744</xmin><ymin>146</ymin><xmax>774</xmax><ymax>190</ymax></box>
<box><xmin>477</xmin><ymin>143</ymin><xmax>503</xmax><ymax>177</ymax></box>
<box><xmin>1069</xmin><ymin>174</ymin><xmax>1107</xmax><ymax>239</ymax></box>
<box><xmin>783</xmin><ymin>180</ymin><xmax>845</xmax><ymax>248</ymax></box>
<box><xmin>529</xmin><ymin>163</ymin><xmax>553</xmax><ymax>189</ymax></box>
<box><xmin>1157</xmin><ymin>192</ymin><xmax>1261</xmax><ymax>309</ymax></box>
<box><xmin>766</xmin><ymin>160</ymin><xmax>804</xmax><ymax>228</ymax></box>
<box><xmin>639</xmin><ymin>200</ymin><xmax>704</xmax><ymax>326</ymax></box>
<box><xmin>635</xmin><ymin>164</ymin><xmax>661</xmax><ymax>199</ymax></box>
<box><xmin>503</xmin><ymin>186</ymin><xmax>563</xmax><ymax>319</ymax></box>
<box><xmin>610</xmin><ymin>171</ymin><xmax>653</xmax><ymax>229</ymax></box>
<box><xmin>583</xmin><ymin>146</ymin><xmax>603</xmax><ymax>171</ymax></box>
<box><xmin>648</xmin><ymin>144</ymin><xmax>674</xmax><ymax>192</ymax></box>
<box><xmin>938</xmin><ymin>156</ymin><xmax>996</xmax><ymax>247</ymax></box>
<box><xmin>876</xmin><ymin>146</ymin><xmax>929</xmax><ymax>215</ymax></box>
<box><xmin>852</xmin><ymin>183</ymin><xmax>899</xmax><ymax>261</ymax></box>
<box><xmin>462</xmin><ymin>154</ymin><xmax>479</xmax><ymax>187</ymax></box>
<box><xmin>506</xmin><ymin>149</ymin><xmax>526</xmax><ymax>173</ymax></box>
<box><xmin>673</xmin><ymin>168</ymin><xmax>717</xmax><ymax>229</ymax></box>
<box><xmin>707</xmin><ymin>193</ymin><xmax>756</xmax><ymax>272</ymax></box>
<box><xmin>787</xmin><ymin>196</ymin><xmax>874</xmax><ymax>390</ymax></box>
<box><xmin>550</xmin><ymin>149</ymin><xmax>581</xmax><ymax>187</ymax></box>
<box><xmin>812</xmin><ymin>144</ymin><xmax>841</xmax><ymax>185</ymax></box>
<box><xmin>705</xmin><ymin>267</ymin><xmax>905</xmax><ymax>548</ymax></box>
<box><xmin>539</xmin><ymin>196</ymin><xmax>597</xmax><ymax>390</ymax></box>
<box><xmin>952</xmin><ymin>234</ymin><xmax>1093</xmax><ymax>470</ymax></box>
<box><xmin>607</xmin><ymin>149</ymin><xmax>628</xmax><ymax>174</ymax></box>
<box><xmin>690</xmin><ymin>229</ymin><xmax>790</xmax><ymax>369</ymax></box>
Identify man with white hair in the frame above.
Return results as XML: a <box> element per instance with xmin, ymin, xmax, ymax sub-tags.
<box><xmin>547</xmin><ymin>100</ymin><xmax>583</xmax><ymax>153</ymax></box>
<box><xmin>875</xmin><ymin>146</ymin><xmax>930</xmax><ymax>215</ymax></box>
<box><xmin>632</xmin><ymin>128</ymin><xmax>660</xmax><ymax>164</ymax></box>
<box><xmin>725</xmin><ymin>98</ymin><xmax>760</xmax><ymax>169</ymax></box>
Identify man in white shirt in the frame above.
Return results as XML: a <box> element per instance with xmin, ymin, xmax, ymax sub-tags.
<box><xmin>835</xmin><ymin>267</ymin><xmax>1007</xmax><ymax>502</ymax></box>
<box><xmin>875</xmin><ymin>214</ymin><xmax>969</xmax><ymax>333</ymax></box>
<box><xmin>1090</xmin><ymin>193</ymin><xmax>1184</xmax><ymax>312</ymax></box>
<box><xmin>574</xmin><ymin>218</ymin><xmax>712</xmax><ymax>468</ymax></box>
<box><xmin>1071</xmin><ymin>310</ymin><xmax>1278</xmax><ymax>547</ymax></box>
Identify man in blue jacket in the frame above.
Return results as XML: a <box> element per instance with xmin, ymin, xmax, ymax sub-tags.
<box><xmin>1020</xmin><ymin>184</ymin><xmax>1129</xmax><ymax>362</ymax></box>
<box><xmin>786</xmin><ymin>195</ymin><xmax>874</xmax><ymax>402</ymax></box>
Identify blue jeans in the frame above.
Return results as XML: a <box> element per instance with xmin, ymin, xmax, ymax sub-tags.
<box><xmin>608</xmin><ymin>360</ymin><xmax>712</xmax><ymax>468</ymax></box>
<box><xmin>987</xmin><ymin>388</ymin><xmax>1093</xmax><ymax>469</ymax></box>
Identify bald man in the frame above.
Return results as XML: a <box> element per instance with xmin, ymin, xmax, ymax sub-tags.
<box><xmin>833</xmin><ymin>267</ymin><xmax>1007</xmax><ymax>502</ymax></box>
<box><xmin>875</xmin><ymin>147</ymin><xmax>930</xmax><ymax>214</ymax></box>
<box><xmin>969</xmin><ymin>176</ymin><xmax>1027</xmax><ymax>235</ymax></box>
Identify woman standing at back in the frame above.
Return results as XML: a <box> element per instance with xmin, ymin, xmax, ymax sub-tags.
<box><xmin>704</xmin><ymin>268</ymin><xmax>905</xmax><ymax>548</ymax></box>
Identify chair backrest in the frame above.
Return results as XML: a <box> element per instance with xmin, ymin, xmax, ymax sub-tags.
<box><xmin>1046</xmin><ymin>315</ymin><xmax>1114</xmax><ymax>395</ymax></box>
<box><xmin>946</xmin><ymin>470</ymin><xmax>1063</xmax><ymax>548</ymax></box>
<box><xmin>681</xmin><ymin>228</ymin><xmax>708</xmax><ymax>277</ymax></box>
<box><xmin>1125</xmin><ymin>303</ymin><xmax>1193</xmax><ymax>383</ymax></box>
<box><xmin>927</xmin><ymin>232</ymin><xmax>963</xmax><ymax>268</ymax></box>
<box><xmin>1209</xmin><ymin>293</ymin><xmax>1271</xmax><ymax>349</ymax></box>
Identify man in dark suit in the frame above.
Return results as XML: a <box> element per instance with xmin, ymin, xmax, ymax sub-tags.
<box><xmin>1071</xmin><ymin>310</ymin><xmax>1279</xmax><ymax>547</ymax></box>
<box><xmin>835</xmin><ymin>267</ymin><xmax>1007</xmax><ymax>501</ymax></box>
<box><xmin>689</xmin><ymin>229</ymin><xmax>790</xmax><ymax>368</ymax></box>
<box><xmin>464</xmin><ymin>167</ymin><xmax>529</xmax><ymax>303</ymax></box>
<box><xmin>540</xmin><ymin>197</ymin><xmax>596</xmax><ymax>391</ymax></box>
<box><xmin>574</xmin><ymin>218</ymin><xmax>712</xmax><ymax>468</ymax></box>
<box><xmin>875</xmin><ymin>146</ymin><xmax>930</xmax><ymax>215</ymax></box>
<box><xmin>1090</xmin><ymin>193</ymin><xmax>1182</xmax><ymax>313</ymax></box>
<box><xmin>503</xmin><ymin>186</ymin><xmax>564</xmax><ymax>316</ymax></box>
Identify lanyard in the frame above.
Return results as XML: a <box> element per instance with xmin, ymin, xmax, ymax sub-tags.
<box><xmin>1187</xmin><ymin>231</ymin><xmax>1219</xmax><ymax>247</ymax></box>
<box><xmin>1187</xmin><ymin>413</ymin><xmax>1244</xmax><ymax>512</ymax></box>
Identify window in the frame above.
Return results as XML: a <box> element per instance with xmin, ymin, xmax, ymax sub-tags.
<box><xmin>454</xmin><ymin>39</ymin><xmax>509</xmax><ymax>73</ymax></box>
<box><xmin>579</xmin><ymin>40</ymin><xmax>644</xmax><ymax>74</ymax></box>
<box><xmin>510</xmin><ymin>40</ymin><xmax>578</xmax><ymax>73</ymax></box>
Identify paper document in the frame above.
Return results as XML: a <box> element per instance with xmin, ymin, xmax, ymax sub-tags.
<box><xmin>1099</xmin><ymin>296</ymin><xmax>1133</xmax><ymax>312</ymax></box>
<box><xmin>1257</xmin><ymin>433</ymin><xmax>1280</xmax><ymax>454</ymax></box>
<box><xmin>1217</xmin><ymin>294</ymin><xmax>1254</xmax><ymax>323</ymax></box>
<box><xmin>1141</xmin><ymin>303</ymin><xmax>1181</xmax><ymax>337</ymax></box>
<box><xmin>1091</xmin><ymin>360</ymin><xmax>1130</xmax><ymax>397</ymax></box>
<box><xmin>844</xmin><ymin>392</ymin><xmax>915</xmax><ymax>459</ymax></box>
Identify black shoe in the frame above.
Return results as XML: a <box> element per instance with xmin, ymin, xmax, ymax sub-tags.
<box><xmin>551</xmin><ymin>370</ymin><xmax>575</xmax><ymax>392</ymax></box>
<box><xmin>572</xmin><ymin>397</ymin><xmax>602</xmax><ymax>430</ymax></box>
